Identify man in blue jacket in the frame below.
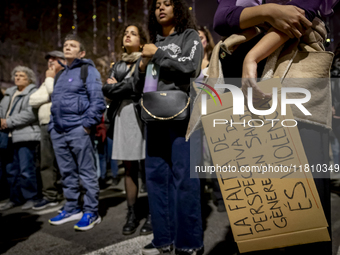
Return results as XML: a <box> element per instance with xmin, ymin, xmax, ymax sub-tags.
<box><xmin>48</xmin><ymin>34</ymin><xmax>106</xmax><ymax>231</ymax></box>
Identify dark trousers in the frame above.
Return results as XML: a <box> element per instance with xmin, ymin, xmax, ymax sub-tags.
<box><xmin>332</xmin><ymin>118</ymin><xmax>340</xmax><ymax>142</ymax></box>
<box><xmin>50</xmin><ymin>126</ymin><xmax>99</xmax><ymax>213</ymax></box>
<box><xmin>146</xmin><ymin>122</ymin><xmax>203</xmax><ymax>250</ymax></box>
<box><xmin>297</xmin><ymin>122</ymin><xmax>332</xmax><ymax>255</ymax></box>
<box><xmin>0</xmin><ymin>147</ymin><xmax>9</xmax><ymax>200</ymax></box>
<box><xmin>40</xmin><ymin>124</ymin><xmax>62</xmax><ymax>201</ymax></box>
<box><xmin>6</xmin><ymin>140</ymin><xmax>39</xmax><ymax>204</ymax></box>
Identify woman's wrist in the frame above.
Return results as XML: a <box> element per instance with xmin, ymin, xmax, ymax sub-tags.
<box><xmin>139</xmin><ymin>60</ymin><xmax>146</xmax><ymax>72</ymax></box>
<box><xmin>261</xmin><ymin>4</ymin><xmax>277</xmax><ymax>25</ymax></box>
<box><xmin>139</xmin><ymin>65</ymin><xmax>146</xmax><ymax>73</ymax></box>
<box><xmin>244</xmin><ymin>53</ymin><xmax>258</xmax><ymax>65</ymax></box>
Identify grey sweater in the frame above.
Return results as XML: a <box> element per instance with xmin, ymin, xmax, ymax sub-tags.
<box><xmin>150</xmin><ymin>29</ymin><xmax>203</xmax><ymax>92</ymax></box>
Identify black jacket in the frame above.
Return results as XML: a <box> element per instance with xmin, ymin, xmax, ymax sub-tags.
<box><xmin>102</xmin><ymin>60</ymin><xmax>143</xmax><ymax>138</ymax></box>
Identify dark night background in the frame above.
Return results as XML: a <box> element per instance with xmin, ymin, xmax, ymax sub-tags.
<box><xmin>0</xmin><ymin>0</ymin><xmax>339</xmax><ymax>88</ymax></box>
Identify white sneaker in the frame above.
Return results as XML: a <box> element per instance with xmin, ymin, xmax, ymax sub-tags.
<box><xmin>21</xmin><ymin>200</ymin><xmax>35</xmax><ymax>210</ymax></box>
<box><xmin>142</xmin><ymin>243</ymin><xmax>173</xmax><ymax>255</ymax></box>
<box><xmin>0</xmin><ymin>201</ymin><xmax>15</xmax><ymax>211</ymax></box>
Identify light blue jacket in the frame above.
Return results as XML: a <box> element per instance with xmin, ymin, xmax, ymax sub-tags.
<box><xmin>0</xmin><ymin>84</ymin><xmax>40</xmax><ymax>143</ymax></box>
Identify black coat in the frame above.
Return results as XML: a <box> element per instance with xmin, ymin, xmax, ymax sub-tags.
<box><xmin>102</xmin><ymin>60</ymin><xmax>143</xmax><ymax>139</ymax></box>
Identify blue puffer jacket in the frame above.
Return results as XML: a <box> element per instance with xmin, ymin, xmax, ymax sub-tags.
<box><xmin>49</xmin><ymin>58</ymin><xmax>106</xmax><ymax>133</ymax></box>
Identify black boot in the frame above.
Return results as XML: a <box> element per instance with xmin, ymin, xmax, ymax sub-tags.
<box><xmin>123</xmin><ymin>205</ymin><xmax>139</xmax><ymax>235</ymax></box>
<box><xmin>140</xmin><ymin>213</ymin><xmax>153</xmax><ymax>235</ymax></box>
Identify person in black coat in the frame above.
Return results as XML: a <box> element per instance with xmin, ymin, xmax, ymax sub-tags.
<box><xmin>102</xmin><ymin>24</ymin><xmax>152</xmax><ymax>236</ymax></box>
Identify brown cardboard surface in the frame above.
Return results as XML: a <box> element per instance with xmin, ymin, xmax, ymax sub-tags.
<box><xmin>201</xmin><ymin>79</ymin><xmax>330</xmax><ymax>253</ymax></box>
<box><xmin>237</xmin><ymin>227</ymin><xmax>330</xmax><ymax>253</ymax></box>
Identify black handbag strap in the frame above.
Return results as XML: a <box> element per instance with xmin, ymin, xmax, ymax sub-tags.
<box><xmin>80</xmin><ymin>64</ymin><xmax>89</xmax><ymax>100</ymax></box>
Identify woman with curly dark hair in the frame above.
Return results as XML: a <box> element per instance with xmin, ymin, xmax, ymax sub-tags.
<box><xmin>138</xmin><ymin>0</ymin><xmax>204</xmax><ymax>254</ymax></box>
<box><xmin>147</xmin><ymin>0</ymin><xmax>197</xmax><ymax>43</ymax></box>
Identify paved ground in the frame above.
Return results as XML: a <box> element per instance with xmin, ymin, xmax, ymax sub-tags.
<box><xmin>1</xmin><ymin>176</ymin><xmax>340</xmax><ymax>255</ymax></box>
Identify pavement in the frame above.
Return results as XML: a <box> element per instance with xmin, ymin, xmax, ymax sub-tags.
<box><xmin>1</xmin><ymin>175</ymin><xmax>340</xmax><ymax>255</ymax></box>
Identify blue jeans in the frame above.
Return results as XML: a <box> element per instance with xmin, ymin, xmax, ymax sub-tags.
<box><xmin>146</xmin><ymin>122</ymin><xmax>203</xmax><ymax>250</ymax></box>
<box><xmin>106</xmin><ymin>137</ymin><xmax>119</xmax><ymax>178</ymax></box>
<box><xmin>6</xmin><ymin>140</ymin><xmax>39</xmax><ymax>204</ymax></box>
<box><xmin>0</xmin><ymin>148</ymin><xmax>9</xmax><ymax>199</ymax></box>
<box><xmin>50</xmin><ymin>126</ymin><xmax>99</xmax><ymax>213</ymax></box>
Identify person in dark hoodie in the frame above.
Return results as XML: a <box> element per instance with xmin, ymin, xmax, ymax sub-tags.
<box><xmin>48</xmin><ymin>34</ymin><xmax>106</xmax><ymax>231</ymax></box>
<box><xmin>138</xmin><ymin>0</ymin><xmax>204</xmax><ymax>254</ymax></box>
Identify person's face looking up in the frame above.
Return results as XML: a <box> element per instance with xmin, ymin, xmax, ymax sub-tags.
<box><xmin>14</xmin><ymin>72</ymin><xmax>30</xmax><ymax>87</ymax></box>
<box><xmin>63</xmin><ymin>40</ymin><xmax>85</xmax><ymax>64</ymax></box>
<box><xmin>123</xmin><ymin>26</ymin><xmax>141</xmax><ymax>54</ymax></box>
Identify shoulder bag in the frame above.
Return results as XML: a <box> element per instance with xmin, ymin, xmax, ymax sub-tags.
<box><xmin>140</xmin><ymin>63</ymin><xmax>190</xmax><ymax>123</ymax></box>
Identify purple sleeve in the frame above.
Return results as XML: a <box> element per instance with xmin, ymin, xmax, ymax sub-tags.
<box><xmin>214</xmin><ymin>0</ymin><xmax>323</xmax><ymax>37</ymax></box>
<box><xmin>287</xmin><ymin>0</ymin><xmax>323</xmax><ymax>21</ymax></box>
<box><xmin>213</xmin><ymin>0</ymin><xmax>246</xmax><ymax>36</ymax></box>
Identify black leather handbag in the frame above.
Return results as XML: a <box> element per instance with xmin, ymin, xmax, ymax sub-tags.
<box><xmin>141</xmin><ymin>90</ymin><xmax>190</xmax><ymax>122</ymax></box>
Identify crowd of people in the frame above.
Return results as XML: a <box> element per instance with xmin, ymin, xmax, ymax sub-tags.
<box><xmin>0</xmin><ymin>0</ymin><xmax>338</xmax><ymax>254</ymax></box>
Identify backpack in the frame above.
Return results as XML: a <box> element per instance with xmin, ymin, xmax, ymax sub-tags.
<box><xmin>54</xmin><ymin>64</ymin><xmax>89</xmax><ymax>98</ymax></box>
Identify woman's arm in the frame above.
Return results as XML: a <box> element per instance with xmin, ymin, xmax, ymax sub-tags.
<box><xmin>242</xmin><ymin>28</ymin><xmax>289</xmax><ymax>100</ymax></box>
<box><xmin>240</xmin><ymin>4</ymin><xmax>311</xmax><ymax>38</ymax></box>
<box><xmin>214</xmin><ymin>0</ymin><xmax>315</xmax><ymax>37</ymax></box>
<box><xmin>102</xmin><ymin>64</ymin><xmax>140</xmax><ymax>100</ymax></box>
<box><xmin>142</xmin><ymin>30</ymin><xmax>203</xmax><ymax>79</ymax></box>
<box><xmin>102</xmin><ymin>78</ymin><xmax>134</xmax><ymax>100</ymax></box>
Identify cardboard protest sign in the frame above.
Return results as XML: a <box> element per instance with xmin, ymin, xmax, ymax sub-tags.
<box><xmin>200</xmin><ymin>78</ymin><xmax>330</xmax><ymax>253</ymax></box>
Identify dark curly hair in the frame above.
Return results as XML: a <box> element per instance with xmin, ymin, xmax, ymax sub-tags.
<box><xmin>148</xmin><ymin>0</ymin><xmax>198</xmax><ymax>43</ymax></box>
<box><xmin>120</xmin><ymin>23</ymin><xmax>149</xmax><ymax>53</ymax></box>
<box><xmin>197</xmin><ymin>26</ymin><xmax>215</xmax><ymax>62</ymax></box>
